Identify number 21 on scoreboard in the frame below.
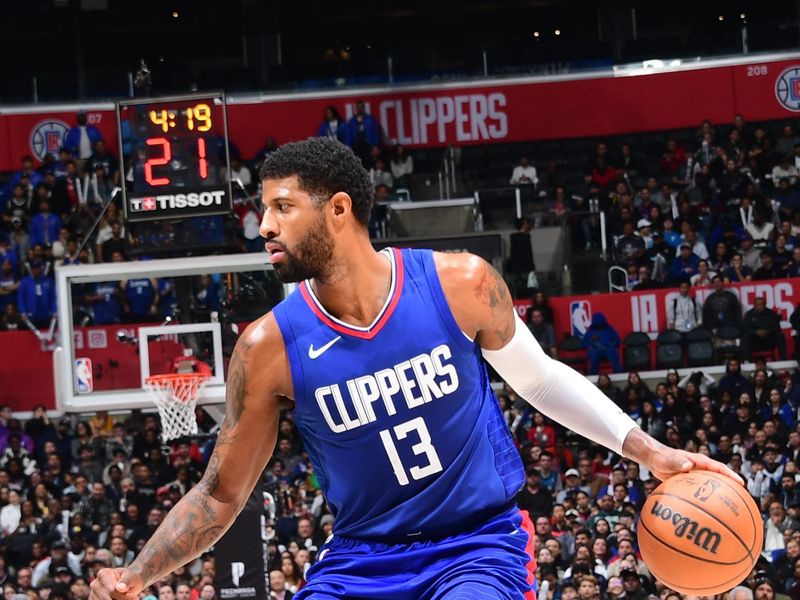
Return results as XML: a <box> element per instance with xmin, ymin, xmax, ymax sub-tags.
<box><xmin>143</xmin><ymin>137</ymin><xmax>209</xmax><ymax>187</ymax></box>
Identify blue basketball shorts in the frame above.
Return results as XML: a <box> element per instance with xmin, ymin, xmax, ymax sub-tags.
<box><xmin>293</xmin><ymin>508</ymin><xmax>537</xmax><ymax>600</ymax></box>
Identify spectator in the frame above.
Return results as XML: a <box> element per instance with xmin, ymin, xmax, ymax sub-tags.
<box><xmin>772</xmin><ymin>155</ymin><xmax>798</xmax><ymax>186</ymax></box>
<box><xmin>690</xmin><ymin>259</ymin><xmax>716</xmax><ymax>287</ymax></box>
<box><xmin>222</xmin><ymin>156</ymin><xmax>252</xmax><ymax>188</ymax></box>
<box><xmin>742</xmin><ymin>297</ymin><xmax>787</xmax><ymax>361</ymax></box>
<box><xmin>516</xmin><ymin>466</ymin><xmax>553</xmax><ymax>519</ymax></box>
<box><xmin>85</xmin><ymin>139</ymin><xmax>119</xmax><ymax>181</ymax></box>
<box><xmin>0</xmin><ymin>259</ymin><xmax>19</xmax><ymax>312</ymax></box>
<box><xmin>316</xmin><ymin>106</ymin><xmax>345</xmax><ymax>142</ymax></box>
<box><xmin>615</xmin><ymin>222</ymin><xmax>645</xmax><ymax>264</ymax></box>
<box><xmin>581</xmin><ymin>313</ymin><xmax>622</xmax><ymax>375</ymax></box>
<box><xmin>343</xmin><ymin>100</ymin><xmax>381</xmax><ymax>165</ymax></box>
<box><xmin>368</xmin><ymin>158</ymin><xmax>393</xmax><ymax>189</ymax></box>
<box><xmin>63</xmin><ymin>111</ymin><xmax>103</xmax><ymax>168</ymax></box>
<box><xmin>659</xmin><ymin>138</ymin><xmax>687</xmax><ymax>175</ymax></box>
<box><xmin>702</xmin><ymin>276</ymin><xmax>741</xmax><ymax>330</ymax></box>
<box><xmin>0</xmin><ymin>489</ymin><xmax>21</xmax><ymax>535</ymax></box>
<box><xmin>84</xmin><ymin>280</ymin><xmax>124</xmax><ymax>325</ymax></box>
<box><xmin>528</xmin><ymin>309</ymin><xmax>556</xmax><ymax>358</ymax></box>
<box><xmin>510</xmin><ymin>156</ymin><xmax>538</xmax><ymax>186</ymax></box>
<box><xmin>17</xmin><ymin>261</ymin><xmax>56</xmax><ymax>327</ymax></box>
<box><xmin>725</xmin><ymin>253</ymin><xmax>753</xmax><ymax>282</ymax></box>
<box><xmin>746</xmin><ymin>211</ymin><xmax>774</xmax><ymax>248</ymax></box>
<box><xmin>588</xmin><ymin>157</ymin><xmax>618</xmax><ymax>192</ymax></box>
<box><xmin>667</xmin><ymin>280</ymin><xmax>701</xmax><ymax>332</ymax></box>
<box><xmin>667</xmin><ymin>243</ymin><xmax>701</xmax><ymax>284</ymax></box>
<box><xmin>754</xmin><ymin>251</ymin><xmax>783</xmax><ymax>281</ymax></box>
<box><xmin>631</xmin><ymin>265</ymin><xmax>659</xmax><ymax>290</ymax></box>
<box><xmin>123</xmin><ymin>275</ymin><xmax>159</xmax><ymax>322</ymax></box>
<box><xmin>740</xmin><ymin>236</ymin><xmax>762</xmax><ymax>271</ymax></box>
<box><xmin>717</xmin><ymin>359</ymin><xmax>751</xmax><ymax>402</ymax></box>
<box><xmin>98</xmin><ymin>222</ymin><xmax>128</xmax><ymax>262</ymax></box>
<box><xmin>31</xmin><ymin>540</ymin><xmax>81</xmax><ymax>587</ymax></box>
<box><xmin>29</xmin><ymin>200</ymin><xmax>62</xmax><ymax>248</ymax></box>
<box><xmin>269</xmin><ymin>569</ymin><xmax>295</xmax><ymax>599</ymax></box>
<box><xmin>389</xmin><ymin>145</ymin><xmax>413</xmax><ymax>191</ymax></box>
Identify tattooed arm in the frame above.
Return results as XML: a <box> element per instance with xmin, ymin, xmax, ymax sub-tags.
<box><xmin>90</xmin><ymin>313</ymin><xmax>292</xmax><ymax>600</ymax></box>
<box><xmin>433</xmin><ymin>252</ymin><xmax>515</xmax><ymax>349</ymax></box>
<box><xmin>434</xmin><ymin>252</ymin><xmax>741</xmax><ymax>485</ymax></box>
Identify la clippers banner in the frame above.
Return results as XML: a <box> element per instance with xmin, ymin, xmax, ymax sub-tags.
<box><xmin>215</xmin><ymin>481</ymin><xmax>268</xmax><ymax>599</ymax></box>
<box><xmin>514</xmin><ymin>278</ymin><xmax>800</xmax><ymax>345</ymax></box>
<box><xmin>4</xmin><ymin>53</ymin><xmax>800</xmax><ymax>170</ymax></box>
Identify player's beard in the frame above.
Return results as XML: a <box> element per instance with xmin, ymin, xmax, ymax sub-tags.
<box><xmin>272</xmin><ymin>211</ymin><xmax>334</xmax><ymax>283</ymax></box>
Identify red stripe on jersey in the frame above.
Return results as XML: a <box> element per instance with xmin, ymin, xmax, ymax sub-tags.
<box><xmin>299</xmin><ymin>248</ymin><xmax>404</xmax><ymax>340</ymax></box>
<box><xmin>519</xmin><ymin>509</ymin><xmax>538</xmax><ymax>600</ymax></box>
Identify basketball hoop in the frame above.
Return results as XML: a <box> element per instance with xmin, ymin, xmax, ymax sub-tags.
<box><xmin>144</xmin><ymin>373</ymin><xmax>209</xmax><ymax>442</ymax></box>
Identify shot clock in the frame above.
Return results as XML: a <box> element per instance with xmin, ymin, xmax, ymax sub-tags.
<box><xmin>116</xmin><ymin>93</ymin><xmax>233</xmax><ymax>222</ymax></box>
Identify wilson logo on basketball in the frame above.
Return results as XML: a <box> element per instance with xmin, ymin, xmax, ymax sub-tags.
<box><xmin>650</xmin><ymin>502</ymin><xmax>722</xmax><ymax>554</ymax></box>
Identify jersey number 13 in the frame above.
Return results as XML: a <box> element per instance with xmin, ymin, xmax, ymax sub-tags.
<box><xmin>379</xmin><ymin>416</ymin><xmax>443</xmax><ymax>486</ymax></box>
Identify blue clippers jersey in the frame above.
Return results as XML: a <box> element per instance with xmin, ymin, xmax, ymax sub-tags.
<box><xmin>273</xmin><ymin>248</ymin><xmax>524</xmax><ymax>541</ymax></box>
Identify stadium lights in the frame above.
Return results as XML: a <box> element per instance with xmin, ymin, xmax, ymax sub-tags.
<box><xmin>533</xmin><ymin>31</ymin><xmax>540</xmax><ymax>38</ymax></box>
<box><xmin>172</xmin><ymin>11</ymin><xmax>179</xmax><ymax>18</ymax></box>
<box><xmin>554</xmin><ymin>29</ymin><xmax>561</xmax><ymax>36</ymax></box>
<box><xmin>740</xmin><ymin>13</ymin><xmax>746</xmax><ymax>19</ymax></box>
<box><xmin>718</xmin><ymin>15</ymin><xmax>724</xmax><ymax>21</ymax></box>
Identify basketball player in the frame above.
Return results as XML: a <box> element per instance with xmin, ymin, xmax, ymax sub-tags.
<box><xmin>90</xmin><ymin>138</ymin><xmax>741</xmax><ymax>600</ymax></box>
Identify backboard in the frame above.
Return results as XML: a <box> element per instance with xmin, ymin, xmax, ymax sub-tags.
<box><xmin>54</xmin><ymin>252</ymin><xmax>292</xmax><ymax>413</ymax></box>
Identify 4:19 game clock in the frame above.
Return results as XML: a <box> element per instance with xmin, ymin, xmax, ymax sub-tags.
<box><xmin>116</xmin><ymin>93</ymin><xmax>233</xmax><ymax>222</ymax></box>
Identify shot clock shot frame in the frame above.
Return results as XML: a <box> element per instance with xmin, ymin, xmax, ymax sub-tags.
<box><xmin>116</xmin><ymin>92</ymin><xmax>233</xmax><ymax>222</ymax></box>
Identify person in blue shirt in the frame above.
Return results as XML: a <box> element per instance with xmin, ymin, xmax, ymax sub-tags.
<box><xmin>123</xmin><ymin>277</ymin><xmax>159</xmax><ymax>322</ymax></box>
<box><xmin>667</xmin><ymin>243</ymin><xmax>701</xmax><ymax>284</ymax></box>
<box><xmin>343</xmin><ymin>100</ymin><xmax>382</xmax><ymax>165</ymax></box>
<box><xmin>0</xmin><ymin>237</ymin><xmax>19</xmax><ymax>275</ymax></box>
<box><xmin>581</xmin><ymin>313</ymin><xmax>623</xmax><ymax>374</ymax></box>
<box><xmin>17</xmin><ymin>262</ymin><xmax>56</xmax><ymax>327</ymax></box>
<box><xmin>84</xmin><ymin>281</ymin><xmax>124</xmax><ymax>325</ymax></box>
<box><xmin>9</xmin><ymin>156</ymin><xmax>45</xmax><ymax>190</ymax></box>
<box><xmin>29</xmin><ymin>200</ymin><xmax>62</xmax><ymax>248</ymax></box>
<box><xmin>46</xmin><ymin>148</ymin><xmax>73</xmax><ymax>181</ymax></box>
<box><xmin>63</xmin><ymin>111</ymin><xmax>103</xmax><ymax>161</ymax></box>
<box><xmin>194</xmin><ymin>275</ymin><xmax>219</xmax><ymax>311</ymax></box>
<box><xmin>317</xmin><ymin>106</ymin><xmax>345</xmax><ymax>142</ymax></box>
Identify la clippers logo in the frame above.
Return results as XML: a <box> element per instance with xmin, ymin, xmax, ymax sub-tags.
<box><xmin>775</xmin><ymin>66</ymin><xmax>800</xmax><ymax>112</ymax></box>
<box><xmin>30</xmin><ymin>119</ymin><xmax>69</xmax><ymax>161</ymax></box>
<box><xmin>570</xmin><ymin>300</ymin><xmax>592</xmax><ymax>336</ymax></box>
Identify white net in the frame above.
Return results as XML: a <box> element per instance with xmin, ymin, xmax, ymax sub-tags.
<box><xmin>144</xmin><ymin>374</ymin><xmax>209</xmax><ymax>442</ymax></box>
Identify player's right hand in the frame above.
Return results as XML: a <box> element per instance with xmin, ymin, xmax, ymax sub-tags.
<box><xmin>89</xmin><ymin>568</ymin><xmax>144</xmax><ymax>600</ymax></box>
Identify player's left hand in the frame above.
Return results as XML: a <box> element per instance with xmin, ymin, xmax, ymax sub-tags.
<box><xmin>646</xmin><ymin>447</ymin><xmax>743</xmax><ymax>486</ymax></box>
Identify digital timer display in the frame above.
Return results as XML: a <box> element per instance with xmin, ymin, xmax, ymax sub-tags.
<box><xmin>117</xmin><ymin>93</ymin><xmax>232</xmax><ymax>222</ymax></box>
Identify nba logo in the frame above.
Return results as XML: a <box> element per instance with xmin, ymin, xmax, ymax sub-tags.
<box><xmin>75</xmin><ymin>358</ymin><xmax>93</xmax><ymax>394</ymax></box>
<box><xmin>570</xmin><ymin>300</ymin><xmax>592</xmax><ymax>336</ymax></box>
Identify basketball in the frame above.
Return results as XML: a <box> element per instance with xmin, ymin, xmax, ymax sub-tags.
<box><xmin>638</xmin><ymin>470</ymin><xmax>763</xmax><ymax>596</ymax></box>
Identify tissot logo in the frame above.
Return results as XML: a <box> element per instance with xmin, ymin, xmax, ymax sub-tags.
<box><xmin>130</xmin><ymin>190</ymin><xmax>226</xmax><ymax>212</ymax></box>
<box><xmin>650</xmin><ymin>501</ymin><xmax>722</xmax><ymax>554</ymax></box>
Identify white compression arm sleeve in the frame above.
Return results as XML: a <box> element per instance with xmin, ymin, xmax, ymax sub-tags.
<box><xmin>481</xmin><ymin>313</ymin><xmax>638</xmax><ymax>456</ymax></box>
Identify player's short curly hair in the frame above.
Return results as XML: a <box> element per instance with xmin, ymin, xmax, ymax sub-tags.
<box><xmin>259</xmin><ymin>137</ymin><xmax>374</xmax><ymax>226</ymax></box>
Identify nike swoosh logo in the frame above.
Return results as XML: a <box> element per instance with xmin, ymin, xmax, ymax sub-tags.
<box><xmin>308</xmin><ymin>336</ymin><xmax>342</xmax><ymax>359</ymax></box>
